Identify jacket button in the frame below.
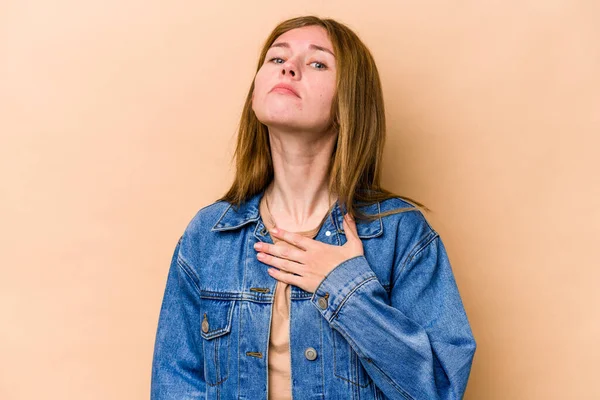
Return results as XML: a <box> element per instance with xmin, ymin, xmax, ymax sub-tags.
<box><xmin>317</xmin><ymin>297</ymin><xmax>328</xmax><ymax>309</ymax></box>
<box><xmin>201</xmin><ymin>317</ymin><xmax>209</xmax><ymax>333</ymax></box>
<box><xmin>304</xmin><ymin>347</ymin><xmax>318</xmax><ymax>361</ymax></box>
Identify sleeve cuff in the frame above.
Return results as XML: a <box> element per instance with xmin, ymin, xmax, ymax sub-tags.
<box><xmin>310</xmin><ymin>255</ymin><xmax>377</xmax><ymax>322</ymax></box>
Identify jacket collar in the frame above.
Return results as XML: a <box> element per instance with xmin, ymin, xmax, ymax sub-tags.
<box><xmin>211</xmin><ymin>190</ymin><xmax>383</xmax><ymax>239</ymax></box>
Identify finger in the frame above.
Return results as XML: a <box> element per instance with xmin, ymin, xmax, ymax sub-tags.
<box><xmin>255</xmin><ymin>241</ymin><xmax>306</xmax><ymax>264</ymax></box>
<box><xmin>258</xmin><ymin>251</ymin><xmax>303</xmax><ymax>274</ymax></box>
<box><xmin>268</xmin><ymin>267</ymin><xmax>301</xmax><ymax>286</ymax></box>
<box><xmin>270</xmin><ymin>227</ymin><xmax>313</xmax><ymax>251</ymax></box>
<box><xmin>343</xmin><ymin>213</ymin><xmax>358</xmax><ymax>239</ymax></box>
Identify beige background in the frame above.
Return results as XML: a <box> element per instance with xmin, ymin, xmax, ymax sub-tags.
<box><xmin>1</xmin><ymin>0</ymin><xmax>599</xmax><ymax>399</ymax></box>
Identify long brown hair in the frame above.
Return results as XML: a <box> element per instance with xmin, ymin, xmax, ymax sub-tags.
<box><xmin>217</xmin><ymin>15</ymin><xmax>429</xmax><ymax>221</ymax></box>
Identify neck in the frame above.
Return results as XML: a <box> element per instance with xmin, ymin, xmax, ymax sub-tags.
<box><xmin>264</xmin><ymin>125</ymin><xmax>338</xmax><ymax>231</ymax></box>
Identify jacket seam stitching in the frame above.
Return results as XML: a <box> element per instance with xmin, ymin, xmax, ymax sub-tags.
<box><xmin>361</xmin><ymin>356</ymin><xmax>415</xmax><ymax>400</ymax></box>
<box><xmin>331</xmin><ymin>303</ymin><xmax>415</xmax><ymax>400</ymax></box>
<box><xmin>393</xmin><ymin>232</ymin><xmax>439</xmax><ymax>289</ymax></box>
<box><xmin>330</xmin><ymin>275</ymin><xmax>377</xmax><ymax>322</ymax></box>
<box><xmin>177</xmin><ymin>257</ymin><xmax>201</xmax><ymax>296</ymax></box>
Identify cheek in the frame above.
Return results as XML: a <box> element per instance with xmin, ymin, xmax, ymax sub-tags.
<box><xmin>253</xmin><ymin>69</ymin><xmax>274</xmax><ymax>99</ymax></box>
<box><xmin>316</xmin><ymin>82</ymin><xmax>336</xmax><ymax>108</ymax></box>
<box><xmin>314</xmin><ymin>83</ymin><xmax>336</xmax><ymax>123</ymax></box>
<box><xmin>251</xmin><ymin>75</ymin><xmax>265</xmax><ymax>108</ymax></box>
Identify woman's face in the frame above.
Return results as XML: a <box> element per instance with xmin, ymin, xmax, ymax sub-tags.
<box><xmin>252</xmin><ymin>25</ymin><xmax>337</xmax><ymax>133</ymax></box>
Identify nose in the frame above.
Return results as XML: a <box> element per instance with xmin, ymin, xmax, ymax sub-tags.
<box><xmin>280</xmin><ymin>59</ymin><xmax>297</xmax><ymax>77</ymax></box>
<box><xmin>281</xmin><ymin>67</ymin><xmax>295</xmax><ymax>77</ymax></box>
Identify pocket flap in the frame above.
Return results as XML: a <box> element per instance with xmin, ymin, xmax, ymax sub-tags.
<box><xmin>200</xmin><ymin>299</ymin><xmax>235</xmax><ymax>340</ymax></box>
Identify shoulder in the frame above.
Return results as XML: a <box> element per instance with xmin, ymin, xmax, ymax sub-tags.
<box><xmin>183</xmin><ymin>199</ymin><xmax>231</xmax><ymax>237</ymax></box>
<box><xmin>378</xmin><ymin>197</ymin><xmax>437</xmax><ymax>237</ymax></box>
<box><xmin>176</xmin><ymin>199</ymin><xmax>231</xmax><ymax>263</ymax></box>
<box><xmin>377</xmin><ymin>196</ymin><xmax>440</xmax><ymax>263</ymax></box>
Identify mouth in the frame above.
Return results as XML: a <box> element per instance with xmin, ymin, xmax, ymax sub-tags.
<box><xmin>270</xmin><ymin>85</ymin><xmax>300</xmax><ymax>98</ymax></box>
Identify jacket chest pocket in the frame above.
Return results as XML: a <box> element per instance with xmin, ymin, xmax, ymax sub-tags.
<box><xmin>332</xmin><ymin>328</ymin><xmax>372</xmax><ymax>387</ymax></box>
<box><xmin>200</xmin><ymin>298</ymin><xmax>235</xmax><ymax>386</ymax></box>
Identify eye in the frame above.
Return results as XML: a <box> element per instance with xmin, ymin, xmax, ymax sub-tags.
<box><xmin>268</xmin><ymin>57</ymin><xmax>285</xmax><ymax>64</ymax></box>
<box><xmin>310</xmin><ymin>61</ymin><xmax>328</xmax><ymax>70</ymax></box>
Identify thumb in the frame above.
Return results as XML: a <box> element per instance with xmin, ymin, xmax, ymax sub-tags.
<box><xmin>343</xmin><ymin>213</ymin><xmax>358</xmax><ymax>240</ymax></box>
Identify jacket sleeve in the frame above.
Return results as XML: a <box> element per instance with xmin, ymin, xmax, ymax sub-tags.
<box><xmin>310</xmin><ymin>231</ymin><xmax>477</xmax><ymax>400</ymax></box>
<box><xmin>151</xmin><ymin>235</ymin><xmax>206</xmax><ymax>399</ymax></box>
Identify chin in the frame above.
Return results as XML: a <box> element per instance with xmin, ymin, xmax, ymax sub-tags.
<box><xmin>260</xmin><ymin>118</ymin><xmax>307</xmax><ymax>131</ymax></box>
<box><xmin>254</xmin><ymin>109</ymin><xmax>304</xmax><ymax>128</ymax></box>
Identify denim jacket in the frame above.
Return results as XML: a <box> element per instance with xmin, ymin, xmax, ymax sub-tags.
<box><xmin>151</xmin><ymin>190</ymin><xmax>477</xmax><ymax>399</ymax></box>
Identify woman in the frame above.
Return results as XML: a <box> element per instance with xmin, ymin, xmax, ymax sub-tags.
<box><xmin>151</xmin><ymin>15</ymin><xmax>476</xmax><ymax>400</ymax></box>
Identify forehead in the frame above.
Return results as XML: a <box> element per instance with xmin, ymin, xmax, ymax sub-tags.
<box><xmin>272</xmin><ymin>25</ymin><xmax>332</xmax><ymax>49</ymax></box>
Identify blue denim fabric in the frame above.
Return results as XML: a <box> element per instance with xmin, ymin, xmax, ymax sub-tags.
<box><xmin>151</xmin><ymin>190</ymin><xmax>476</xmax><ymax>399</ymax></box>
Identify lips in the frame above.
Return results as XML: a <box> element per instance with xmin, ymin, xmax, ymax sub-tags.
<box><xmin>270</xmin><ymin>83</ymin><xmax>300</xmax><ymax>98</ymax></box>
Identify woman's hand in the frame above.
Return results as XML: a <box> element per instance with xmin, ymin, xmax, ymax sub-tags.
<box><xmin>253</xmin><ymin>213</ymin><xmax>364</xmax><ymax>293</ymax></box>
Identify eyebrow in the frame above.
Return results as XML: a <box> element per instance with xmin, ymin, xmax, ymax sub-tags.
<box><xmin>269</xmin><ymin>42</ymin><xmax>335</xmax><ymax>58</ymax></box>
